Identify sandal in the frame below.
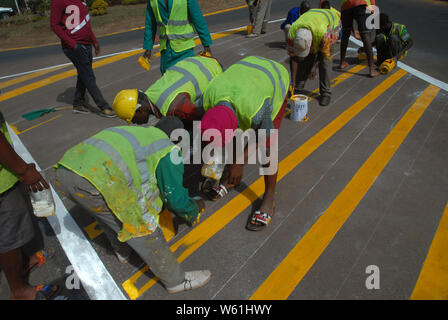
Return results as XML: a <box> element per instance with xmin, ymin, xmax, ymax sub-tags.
<box><xmin>34</xmin><ymin>284</ymin><xmax>59</xmax><ymax>300</ymax></box>
<box><xmin>207</xmin><ymin>184</ymin><xmax>229</xmax><ymax>201</ymax></box>
<box><xmin>28</xmin><ymin>248</ymin><xmax>54</xmax><ymax>273</ymax></box>
<box><xmin>246</xmin><ymin>210</ymin><xmax>272</xmax><ymax>231</ymax></box>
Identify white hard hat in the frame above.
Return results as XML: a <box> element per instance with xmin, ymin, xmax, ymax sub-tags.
<box><xmin>293</xmin><ymin>28</ymin><xmax>313</xmax><ymax>58</ymax></box>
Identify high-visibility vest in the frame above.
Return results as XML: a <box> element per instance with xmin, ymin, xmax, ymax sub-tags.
<box><xmin>289</xmin><ymin>8</ymin><xmax>341</xmax><ymax>55</ymax></box>
<box><xmin>58</xmin><ymin>126</ymin><xmax>178</xmax><ymax>242</ymax></box>
<box><xmin>150</xmin><ymin>0</ymin><xmax>196</xmax><ymax>53</ymax></box>
<box><xmin>202</xmin><ymin>56</ymin><xmax>290</xmax><ymax>131</ymax></box>
<box><xmin>146</xmin><ymin>56</ymin><xmax>223</xmax><ymax>116</ymax></box>
<box><xmin>0</xmin><ymin>111</ymin><xmax>19</xmax><ymax>194</ymax></box>
<box><xmin>341</xmin><ymin>0</ymin><xmax>374</xmax><ymax>11</ymax></box>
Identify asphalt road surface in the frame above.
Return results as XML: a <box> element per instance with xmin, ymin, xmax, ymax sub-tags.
<box><xmin>0</xmin><ymin>0</ymin><xmax>447</xmax><ymax>301</ymax></box>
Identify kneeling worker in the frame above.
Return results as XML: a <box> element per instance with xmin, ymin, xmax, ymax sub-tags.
<box><xmin>54</xmin><ymin>117</ymin><xmax>210</xmax><ymax>294</ymax></box>
<box><xmin>200</xmin><ymin>56</ymin><xmax>290</xmax><ymax>231</ymax></box>
<box><xmin>287</xmin><ymin>7</ymin><xmax>341</xmax><ymax>106</ymax></box>
<box><xmin>113</xmin><ymin>56</ymin><xmax>223</xmax><ymax>125</ymax></box>
<box><xmin>375</xmin><ymin>13</ymin><xmax>413</xmax><ymax>68</ymax></box>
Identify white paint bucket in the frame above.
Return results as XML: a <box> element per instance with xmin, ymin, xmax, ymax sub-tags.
<box><xmin>290</xmin><ymin>94</ymin><xmax>308</xmax><ymax>122</ymax></box>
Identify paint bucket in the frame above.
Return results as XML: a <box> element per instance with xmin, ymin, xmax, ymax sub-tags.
<box><xmin>138</xmin><ymin>56</ymin><xmax>151</xmax><ymax>71</ymax></box>
<box><xmin>290</xmin><ymin>94</ymin><xmax>308</xmax><ymax>122</ymax></box>
<box><xmin>380</xmin><ymin>58</ymin><xmax>396</xmax><ymax>74</ymax></box>
<box><xmin>247</xmin><ymin>25</ymin><xmax>253</xmax><ymax>35</ymax></box>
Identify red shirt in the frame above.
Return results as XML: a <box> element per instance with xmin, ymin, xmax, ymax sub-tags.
<box><xmin>50</xmin><ymin>0</ymin><xmax>97</xmax><ymax>49</ymax></box>
<box><xmin>341</xmin><ymin>0</ymin><xmax>375</xmax><ymax>11</ymax></box>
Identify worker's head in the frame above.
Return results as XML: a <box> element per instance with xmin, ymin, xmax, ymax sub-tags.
<box><xmin>320</xmin><ymin>1</ymin><xmax>331</xmax><ymax>9</ymax></box>
<box><xmin>300</xmin><ymin>0</ymin><xmax>311</xmax><ymax>15</ymax></box>
<box><xmin>155</xmin><ymin>116</ymin><xmax>184</xmax><ymax>139</ymax></box>
<box><xmin>380</xmin><ymin>13</ymin><xmax>392</xmax><ymax>33</ymax></box>
<box><xmin>293</xmin><ymin>28</ymin><xmax>313</xmax><ymax>59</ymax></box>
<box><xmin>199</xmin><ymin>105</ymin><xmax>238</xmax><ymax>147</ymax></box>
<box><xmin>112</xmin><ymin>89</ymin><xmax>154</xmax><ymax>125</ymax></box>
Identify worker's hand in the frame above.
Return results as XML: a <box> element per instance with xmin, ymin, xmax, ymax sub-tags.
<box><xmin>204</xmin><ymin>46</ymin><xmax>212</xmax><ymax>56</ymax></box>
<box><xmin>196</xmin><ymin>198</ymin><xmax>205</xmax><ymax>214</ymax></box>
<box><xmin>227</xmin><ymin>164</ymin><xmax>244</xmax><ymax>186</ymax></box>
<box><xmin>94</xmin><ymin>42</ymin><xmax>100</xmax><ymax>56</ymax></box>
<box><xmin>18</xmin><ymin>163</ymin><xmax>50</xmax><ymax>193</ymax></box>
<box><xmin>143</xmin><ymin>50</ymin><xmax>151</xmax><ymax>59</ymax></box>
<box><xmin>309</xmin><ymin>69</ymin><xmax>316</xmax><ymax>80</ymax></box>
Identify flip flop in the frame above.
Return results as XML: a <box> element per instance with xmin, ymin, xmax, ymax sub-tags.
<box><xmin>28</xmin><ymin>248</ymin><xmax>54</xmax><ymax>273</ymax></box>
<box><xmin>246</xmin><ymin>210</ymin><xmax>272</xmax><ymax>231</ymax></box>
<box><xmin>34</xmin><ymin>284</ymin><xmax>59</xmax><ymax>300</ymax></box>
<box><xmin>207</xmin><ymin>184</ymin><xmax>229</xmax><ymax>201</ymax></box>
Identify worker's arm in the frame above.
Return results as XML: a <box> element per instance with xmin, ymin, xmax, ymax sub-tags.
<box><xmin>142</xmin><ymin>3</ymin><xmax>158</xmax><ymax>59</ymax></box>
<box><xmin>50</xmin><ymin>0</ymin><xmax>77</xmax><ymax>49</ymax></box>
<box><xmin>188</xmin><ymin>0</ymin><xmax>213</xmax><ymax>53</ymax></box>
<box><xmin>396</xmin><ymin>38</ymin><xmax>413</xmax><ymax>61</ymax></box>
<box><xmin>0</xmin><ymin>131</ymin><xmax>49</xmax><ymax>192</ymax></box>
<box><xmin>156</xmin><ymin>150</ymin><xmax>204</xmax><ymax>225</ymax></box>
<box><xmin>167</xmin><ymin>92</ymin><xmax>205</xmax><ymax>121</ymax></box>
<box><xmin>291</xmin><ymin>57</ymin><xmax>299</xmax><ymax>90</ymax></box>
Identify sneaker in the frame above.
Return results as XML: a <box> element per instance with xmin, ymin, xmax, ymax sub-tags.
<box><xmin>319</xmin><ymin>95</ymin><xmax>331</xmax><ymax>107</ymax></box>
<box><xmin>100</xmin><ymin>108</ymin><xmax>117</xmax><ymax>118</ymax></box>
<box><xmin>73</xmin><ymin>105</ymin><xmax>90</xmax><ymax>114</ymax></box>
<box><xmin>246</xmin><ymin>33</ymin><xmax>259</xmax><ymax>38</ymax></box>
<box><xmin>166</xmin><ymin>270</ymin><xmax>211</xmax><ymax>294</ymax></box>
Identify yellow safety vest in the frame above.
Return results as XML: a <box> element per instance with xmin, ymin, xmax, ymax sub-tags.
<box><xmin>0</xmin><ymin>111</ymin><xmax>19</xmax><ymax>194</ymax></box>
<box><xmin>202</xmin><ymin>56</ymin><xmax>290</xmax><ymax>131</ymax></box>
<box><xmin>146</xmin><ymin>56</ymin><xmax>223</xmax><ymax>116</ymax></box>
<box><xmin>150</xmin><ymin>0</ymin><xmax>196</xmax><ymax>53</ymax></box>
<box><xmin>289</xmin><ymin>8</ymin><xmax>341</xmax><ymax>54</ymax></box>
<box><xmin>58</xmin><ymin>126</ymin><xmax>178</xmax><ymax>242</ymax></box>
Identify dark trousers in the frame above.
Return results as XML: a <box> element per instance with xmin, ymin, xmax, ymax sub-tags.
<box><xmin>63</xmin><ymin>44</ymin><xmax>110</xmax><ymax>110</ymax></box>
<box><xmin>293</xmin><ymin>52</ymin><xmax>332</xmax><ymax>97</ymax></box>
<box><xmin>375</xmin><ymin>34</ymin><xmax>404</xmax><ymax>65</ymax></box>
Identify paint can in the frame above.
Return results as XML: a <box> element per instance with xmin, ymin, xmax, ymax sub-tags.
<box><xmin>290</xmin><ymin>94</ymin><xmax>308</xmax><ymax>122</ymax></box>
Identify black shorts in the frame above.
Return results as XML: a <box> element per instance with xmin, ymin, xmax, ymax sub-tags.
<box><xmin>0</xmin><ymin>183</ymin><xmax>34</xmax><ymax>253</ymax></box>
<box><xmin>341</xmin><ymin>5</ymin><xmax>371</xmax><ymax>34</ymax></box>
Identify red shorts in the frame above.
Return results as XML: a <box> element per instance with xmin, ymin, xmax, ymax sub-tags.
<box><xmin>265</xmin><ymin>97</ymin><xmax>288</xmax><ymax>148</ymax></box>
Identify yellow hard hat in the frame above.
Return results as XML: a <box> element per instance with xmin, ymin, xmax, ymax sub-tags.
<box><xmin>112</xmin><ymin>89</ymin><xmax>138</xmax><ymax>124</ymax></box>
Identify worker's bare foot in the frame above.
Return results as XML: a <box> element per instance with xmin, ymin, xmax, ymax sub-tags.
<box><xmin>369</xmin><ymin>69</ymin><xmax>380</xmax><ymax>78</ymax></box>
<box><xmin>338</xmin><ymin>61</ymin><xmax>349</xmax><ymax>70</ymax></box>
<box><xmin>246</xmin><ymin>195</ymin><xmax>275</xmax><ymax>231</ymax></box>
<box><xmin>10</xmin><ymin>284</ymin><xmax>57</xmax><ymax>300</ymax></box>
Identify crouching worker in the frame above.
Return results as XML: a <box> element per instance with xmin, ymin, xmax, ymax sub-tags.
<box><xmin>54</xmin><ymin>117</ymin><xmax>210</xmax><ymax>294</ymax></box>
<box><xmin>200</xmin><ymin>56</ymin><xmax>290</xmax><ymax>231</ymax></box>
<box><xmin>113</xmin><ymin>56</ymin><xmax>223</xmax><ymax>127</ymax></box>
<box><xmin>375</xmin><ymin>13</ymin><xmax>413</xmax><ymax>71</ymax></box>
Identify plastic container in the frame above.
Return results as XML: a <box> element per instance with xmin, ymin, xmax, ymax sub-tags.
<box><xmin>247</xmin><ymin>25</ymin><xmax>253</xmax><ymax>35</ymax></box>
<box><xmin>30</xmin><ymin>188</ymin><xmax>55</xmax><ymax>217</ymax></box>
<box><xmin>290</xmin><ymin>94</ymin><xmax>308</xmax><ymax>122</ymax></box>
<box><xmin>138</xmin><ymin>56</ymin><xmax>151</xmax><ymax>71</ymax></box>
<box><xmin>201</xmin><ymin>162</ymin><xmax>225</xmax><ymax>181</ymax></box>
<box><xmin>380</xmin><ymin>58</ymin><xmax>396</xmax><ymax>74</ymax></box>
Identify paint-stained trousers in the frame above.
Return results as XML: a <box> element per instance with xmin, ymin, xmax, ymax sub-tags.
<box><xmin>293</xmin><ymin>52</ymin><xmax>332</xmax><ymax>97</ymax></box>
<box><xmin>54</xmin><ymin>167</ymin><xmax>185</xmax><ymax>288</ymax></box>
<box><xmin>253</xmin><ymin>0</ymin><xmax>272</xmax><ymax>35</ymax></box>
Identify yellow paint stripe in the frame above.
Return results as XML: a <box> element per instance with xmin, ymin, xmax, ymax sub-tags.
<box><xmin>411</xmin><ymin>202</ymin><xmax>448</xmax><ymax>300</ymax></box>
<box><xmin>0</xmin><ymin>28</ymin><xmax>244</xmax><ymax>103</ymax></box>
<box><xmin>159</xmin><ymin>209</ymin><xmax>176</xmax><ymax>242</ymax></box>
<box><xmin>123</xmin><ymin>69</ymin><xmax>407</xmax><ymax>299</ymax></box>
<box><xmin>84</xmin><ymin>221</ymin><xmax>104</xmax><ymax>240</ymax></box>
<box><xmin>204</xmin><ymin>4</ymin><xmax>248</xmax><ymax>16</ymax></box>
<box><xmin>250</xmin><ymin>84</ymin><xmax>440</xmax><ymax>300</ymax></box>
<box><xmin>285</xmin><ymin>63</ymin><xmax>368</xmax><ymax>117</ymax></box>
<box><xmin>0</xmin><ymin>65</ymin><xmax>68</xmax><ymax>90</ymax></box>
<box><xmin>14</xmin><ymin>114</ymin><xmax>62</xmax><ymax>135</ymax></box>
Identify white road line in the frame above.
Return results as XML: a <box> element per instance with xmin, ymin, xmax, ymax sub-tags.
<box><xmin>7</xmin><ymin>123</ymin><xmax>127</xmax><ymax>300</ymax></box>
<box><xmin>349</xmin><ymin>36</ymin><xmax>448</xmax><ymax>92</ymax></box>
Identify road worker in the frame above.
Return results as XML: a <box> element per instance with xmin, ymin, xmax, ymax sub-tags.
<box><xmin>199</xmin><ymin>56</ymin><xmax>290</xmax><ymax>231</ymax></box>
<box><xmin>287</xmin><ymin>7</ymin><xmax>341</xmax><ymax>106</ymax></box>
<box><xmin>141</xmin><ymin>0</ymin><xmax>213</xmax><ymax>74</ymax></box>
<box><xmin>112</xmin><ymin>56</ymin><xmax>223</xmax><ymax>127</ymax></box>
<box><xmin>54</xmin><ymin>117</ymin><xmax>211</xmax><ymax>294</ymax></box>
<box><xmin>375</xmin><ymin>13</ymin><xmax>413</xmax><ymax>66</ymax></box>
<box><xmin>338</xmin><ymin>0</ymin><xmax>379</xmax><ymax>77</ymax></box>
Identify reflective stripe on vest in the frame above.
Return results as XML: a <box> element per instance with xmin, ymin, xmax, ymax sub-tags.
<box><xmin>156</xmin><ymin>57</ymin><xmax>214</xmax><ymax>110</ymax></box>
<box><xmin>309</xmin><ymin>9</ymin><xmax>338</xmax><ymax>32</ymax></box>
<box><xmin>0</xmin><ymin>112</ymin><xmax>19</xmax><ymax>194</ymax></box>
